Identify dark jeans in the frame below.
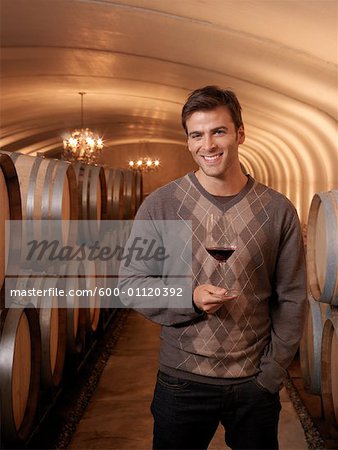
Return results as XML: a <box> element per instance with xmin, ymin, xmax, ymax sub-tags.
<box><xmin>151</xmin><ymin>371</ymin><xmax>281</xmax><ymax>450</ymax></box>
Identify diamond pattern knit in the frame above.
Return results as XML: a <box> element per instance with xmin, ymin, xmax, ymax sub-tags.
<box><xmin>120</xmin><ymin>173</ymin><xmax>307</xmax><ymax>389</ymax></box>
<box><xmin>169</xmin><ymin>175</ymin><xmax>273</xmax><ymax>377</ymax></box>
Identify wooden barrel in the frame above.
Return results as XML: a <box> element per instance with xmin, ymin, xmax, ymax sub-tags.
<box><xmin>31</xmin><ymin>277</ymin><xmax>67</xmax><ymax>388</ymax></box>
<box><xmin>300</xmin><ymin>295</ymin><xmax>332</xmax><ymax>395</ymax></box>
<box><xmin>0</xmin><ymin>153</ymin><xmax>22</xmax><ymax>291</ymax></box>
<box><xmin>10</xmin><ymin>153</ymin><xmax>78</xmax><ymax>222</ymax></box>
<box><xmin>9</xmin><ymin>154</ymin><xmax>78</xmax><ymax>259</ymax></box>
<box><xmin>79</xmin><ymin>259</ymin><xmax>101</xmax><ymax>333</ymax></box>
<box><xmin>135</xmin><ymin>171</ymin><xmax>143</xmax><ymax>210</ymax></box>
<box><xmin>73</xmin><ymin>163</ymin><xmax>107</xmax><ymax>242</ymax></box>
<box><xmin>101</xmin><ymin>219</ymin><xmax>124</xmax><ymax>310</ymax></box>
<box><xmin>321</xmin><ymin>309</ymin><xmax>338</xmax><ymax>429</ymax></box>
<box><xmin>0</xmin><ymin>306</ymin><xmax>41</xmax><ymax>444</ymax></box>
<box><xmin>39</xmin><ymin>301</ymin><xmax>66</xmax><ymax>388</ymax></box>
<box><xmin>11</xmin><ymin>273</ymin><xmax>67</xmax><ymax>389</ymax></box>
<box><xmin>59</xmin><ymin>261</ymin><xmax>86</xmax><ymax>355</ymax></box>
<box><xmin>123</xmin><ymin>170</ymin><xmax>137</xmax><ymax>219</ymax></box>
<box><xmin>307</xmin><ymin>190</ymin><xmax>338</xmax><ymax>305</ymax></box>
<box><xmin>105</xmin><ymin>168</ymin><xmax>125</xmax><ymax>220</ymax></box>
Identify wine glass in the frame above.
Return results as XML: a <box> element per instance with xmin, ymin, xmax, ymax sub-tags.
<box><xmin>204</xmin><ymin>212</ymin><xmax>238</xmax><ymax>297</ymax></box>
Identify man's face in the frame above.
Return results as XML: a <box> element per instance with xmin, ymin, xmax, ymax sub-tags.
<box><xmin>186</xmin><ymin>106</ymin><xmax>245</xmax><ymax>180</ymax></box>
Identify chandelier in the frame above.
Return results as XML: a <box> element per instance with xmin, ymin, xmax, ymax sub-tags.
<box><xmin>62</xmin><ymin>92</ymin><xmax>103</xmax><ymax>164</ymax></box>
<box><xmin>128</xmin><ymin>157</ymin><xmax>160</xmax><ymax>172</ymax></box>
<box><xmin>128</xmin><ymin>141</ymin><xmax>160</xmax><ymax>172</ymax></box>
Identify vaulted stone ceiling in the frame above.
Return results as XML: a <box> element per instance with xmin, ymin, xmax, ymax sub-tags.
<box><xmin>1</xmin><ymin>0</ymin><xmax>337</xmax><ymax>222</ymax></box>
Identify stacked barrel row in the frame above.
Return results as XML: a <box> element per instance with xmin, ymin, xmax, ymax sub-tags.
<box><xmin>300</xmin><ymin>190</ymin><xmax>338</xmax><ymax>435</ymax></box>
<box><xmin>0</xmin><ymin>152</ymin><xmax>143</xmax><ymax>445</ymax></box>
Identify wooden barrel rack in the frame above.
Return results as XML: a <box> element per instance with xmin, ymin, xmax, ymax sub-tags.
<box><xmin>299</xmin><ymin>190</ymin><xmax>338</xmax><ymax>444</ymax></box>
<box><xmin>0</xmin><ymin>153</ymin><xmax>143</xmax><ymax>446</ymax></box>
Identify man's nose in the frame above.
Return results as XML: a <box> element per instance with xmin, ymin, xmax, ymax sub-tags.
<box><xmin>202</xmin><ymin>134</ymin><xmax>216</xmax><ymax>151</ymax></box>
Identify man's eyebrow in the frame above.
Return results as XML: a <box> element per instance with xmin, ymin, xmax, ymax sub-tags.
<box><xmin>188</xmin><ymin>130</ymin><xmax>202</xmax><ymax>137</ymax></box>
<box><xmin>188</xmin><ymin>126</ymin><xmax>228</xmax><ymax>137</ymax></box>
<box><xmin>211</xmin><ymin>125</ymin><xmax>228</xmax><ymax>132</ymax></box>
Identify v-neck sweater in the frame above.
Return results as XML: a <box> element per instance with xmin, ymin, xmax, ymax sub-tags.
<box><xmin>118</xmin><ymin>173</ymin><xmax>307</xmax><ymax>393</ymax></box>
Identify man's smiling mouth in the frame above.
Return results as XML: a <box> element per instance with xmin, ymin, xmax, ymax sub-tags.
<box><xmin>202</xmin><ymin>153</ymin><xmax>223</xmax><ymax>161</ymax></box>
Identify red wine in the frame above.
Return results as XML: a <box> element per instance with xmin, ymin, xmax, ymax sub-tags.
<box><xmin>206</xmin><ymin>247</ymin><xmax>236</xmax><ymax>262</ymax></box>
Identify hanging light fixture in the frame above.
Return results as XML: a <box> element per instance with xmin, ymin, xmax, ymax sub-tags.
<box><xmin>62</xmin><ymin>92</ymin><xmax>103</xmax><ymax>165</ymax></box>
<box><xmin>128</xmin><ymin>141</ymin><xmax>160</xmax><ymax>172</ymax></box>
<box><xmin>128</xmin><ymin>157</ymin><xmax>160</xmax><ymax>172</ymax></box>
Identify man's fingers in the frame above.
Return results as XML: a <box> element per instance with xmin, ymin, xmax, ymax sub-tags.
<box><xmin>204</xmin><ymin>286</ymin><xmax>239</xmax><ymax>302</ymax></box>
<box><xmin>204</xmin><ymin>284</ymin><xmax>227</xmax><ymax>296</ymax></box>
<box><xmin>193</xmin><ymin>284</ymin><xmax>239</xmax><ymax>314</ymax></box>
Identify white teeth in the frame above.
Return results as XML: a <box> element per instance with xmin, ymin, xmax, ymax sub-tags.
<box><xmin>204</xmin><ymin>154</ymin><xmax>221</xmax><ymax>161</ymax></box>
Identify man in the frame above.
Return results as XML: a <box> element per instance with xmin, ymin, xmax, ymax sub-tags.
<box><xmin>119</xmin><ymin>85</ymin><xmax>307</xmax><ymax>450</ymax></box>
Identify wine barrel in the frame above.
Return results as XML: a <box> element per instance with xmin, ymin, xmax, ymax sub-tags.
<box><xmin>10</xmin><ymin>153</ymin><xmax>78</xmax><ymax>223</ymax></box>
<box><xmin>321</xmin><ymin>310</ymin><xmax>338</xmax><ymax>428</ymax></box>
<box><xmin>0</xmin><ymin>153</ymin><xmax>22</xmax><ymax>292</ymax></box>
<box><xmin>135</xmin><ymin>171</ymin><xmax>143</xmax><ymax>210</ymax></box>
<box><xmin>79</xmin><ymin>259</ymin><xmax>101</xmax><ymax>333</ymax></box>
<box><xmin>307</xmin><ymin>190</ymin><xmax>338</xmax><ymax>305</ymax></box>
<box><xmin>10</xmin><ymin>273</ymin><xmax>67</xmax><ymax>389</ymax></box>
<box><xmin>8</xmin><ymin>154</ymin><xmax>78</xmax><ymax>263</ymax></box>
<box><xmin>73</xmin><ymin>163</ymin><xmax>107</xmax><ymax>242</ymax></box>
<box><xmin>0</xmin><ymin>306</ymin><xmax>41</xmax><ymax>444</ymax></box>
<box><xmin>123</xmin><ymin>170</ymin><xmax>137</xmax><ymax>219</ymax></box>
<box><xmin>105</xmin><ymin>168</ymin><xmax>125</xmax><ymax>220</ymax></box>
<box><xmin>101</xmin><ymin>219</ymin><xmax>124</xmax><ymax>310</ymax></box>
<box><xmin>300</xmin><ymin>296</ymin><xmax>332</xmax><ymax>395</ymax></box>
<box><xmin>58</xmin><ymin>261</ymin><xmax>86</xmax><ymax>355</ymax></box>
<box><xmin>31</xmin><ymin>277</ymin><xmax>67</xmax><ymax>388</ymax></box>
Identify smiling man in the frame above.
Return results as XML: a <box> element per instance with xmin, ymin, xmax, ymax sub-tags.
<box><xmin>185</xmin><ymin>101</ymin><xmax>246</xmax><ymax>196</ymax></box>
<box><xmin>119</xmin><ymin>86</ymin><xmax>307</xmax><ymax>450</ymax></box>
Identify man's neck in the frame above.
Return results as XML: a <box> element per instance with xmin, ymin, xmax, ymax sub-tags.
<box><xmin>195</xmin><ymin>169</ymin><xmax>248</xmax><ymax>196</ymax></box>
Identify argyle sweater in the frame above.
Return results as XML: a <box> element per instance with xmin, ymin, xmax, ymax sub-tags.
<box><xmin>118</xmin><ymin>173</ymin><xmax>307</xmax><ymax>393</ymax></box>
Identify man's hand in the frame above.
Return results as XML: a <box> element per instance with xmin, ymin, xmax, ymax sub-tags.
<box><xmin>193</xmin><ymin>284</ymin><xmax>238</xmax><ymax>314</ymax></box>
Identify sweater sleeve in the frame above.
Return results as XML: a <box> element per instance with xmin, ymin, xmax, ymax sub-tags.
<box><xmin>118</xmin><ymin>196</ymin><xmax>204</xmax><ymax>327</ymax></box>
<box><xmin>256</xmin><ymin>203</ymin><xmax>307</xmax><ymax>393</ymax></box>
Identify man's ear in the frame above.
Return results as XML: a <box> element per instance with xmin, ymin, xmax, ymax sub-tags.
<box><xmin>238</xmin><ymin>125</ymin><xmax>245</xmax><ymax>144</ymax></box>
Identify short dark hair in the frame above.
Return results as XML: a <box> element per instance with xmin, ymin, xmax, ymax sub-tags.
<box><xmin>181</xmin><ymin>85</ymin><xmax>243</xmax><ymax>134</ymax></box>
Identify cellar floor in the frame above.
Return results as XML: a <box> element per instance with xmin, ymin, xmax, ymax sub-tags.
<box><xmin>68</xmin><ymin>310</ymin><xmax>309</xmax><ymax>450</ymax></box>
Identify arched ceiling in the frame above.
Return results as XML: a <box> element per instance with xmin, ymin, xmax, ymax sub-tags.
<box><xmin>0</xmin><ymin>0</ymin><xmax>337</xmax><ymax>222</ymax></box>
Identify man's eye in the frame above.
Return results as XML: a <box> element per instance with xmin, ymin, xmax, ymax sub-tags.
<box><xmin>191</xmin><ymin>134</ymin><xmax>201</xmax><ymax>139</ymax></box>
<box><xmin>215</xmin><ymin>129</ymin><xmax>225</xmax><ymax>135</ymax></box>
